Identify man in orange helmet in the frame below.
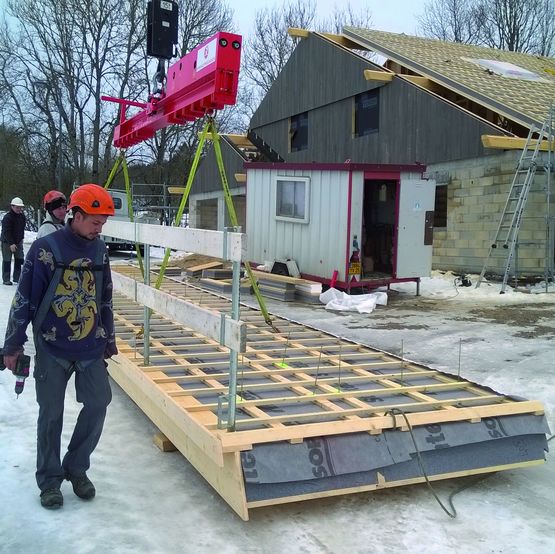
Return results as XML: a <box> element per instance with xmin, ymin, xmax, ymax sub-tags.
<box><xmin>36</xmin><ymin>190</ymin><xmax>68</xmax><ymax>239</ymax></box>
<box><xmin>2</xmin><ymin>183</ymin><xmax>118</xmax><ymax>510</ymax></box>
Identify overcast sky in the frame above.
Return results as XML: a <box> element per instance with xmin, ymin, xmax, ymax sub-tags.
<box><xmin>232</xmin><ymin>0</ymin><xmax>428</xmax><ymax>37</ymax></box>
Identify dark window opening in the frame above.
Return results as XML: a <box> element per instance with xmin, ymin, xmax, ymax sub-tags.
<box><xmin>110</xmin><ymin>196</ymin><xmax>123</xmax><ymax>210</ymax></box>
<box><xmin>290</xmin><ymin>112</ymin><xmax>308</xmax><ymax>152</ymax></box>
<box><xmin>355</xmin><ymin>89</ymin><xmax>379</xmax><ymax>137</ymax></box>
<box><xmin>434</xmin><ymin>185</ymin><xmax>447</xmax><ymax>227</ymax></box>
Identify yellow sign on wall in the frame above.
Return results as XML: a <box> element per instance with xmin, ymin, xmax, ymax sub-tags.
<box><xmin>348</xmin><ymin>262</ymin><xmax>361</xmax><ymax>275</ymax></box>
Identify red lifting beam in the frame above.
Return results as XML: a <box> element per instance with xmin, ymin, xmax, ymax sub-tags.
<box><xmin>103</xmin><ymin>32</ymin><xmax>242</xmax><ymax>148</ymax></box>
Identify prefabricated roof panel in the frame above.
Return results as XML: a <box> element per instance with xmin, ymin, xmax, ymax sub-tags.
<box><xmin>343</xmin><ymin>27</ymin><xmax>555</xmax><ymax>130</ymax></box>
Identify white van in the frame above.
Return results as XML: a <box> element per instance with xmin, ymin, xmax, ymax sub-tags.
<box><xmin>101</xmin><ymin>190</ymin><xmax>158</xmax><ymax>251</ymax></box>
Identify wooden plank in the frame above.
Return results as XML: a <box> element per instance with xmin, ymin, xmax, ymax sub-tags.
<box><xmin>185</xmin><ymin>381</ymin><xmax>475</xmax><ymax>411</ymax></box>
<box><xmin>401</xmin><ymin>75</ymin><xmax>434</xmax><ymax>89</ymax></box>
<box><xmin>482</xmin><ymin>134</ymin><xmax>553</xmax><ymax>151</ymax></box>
<box><xmin>185</xmin><ymin>261</ymin><xmax>223</xmax><ymax>276</ymax></box>
<box><xmin>320</xmin><ymin>32</ymin><xmax>370</xmax><ymax>50</ymax></box>
<box><xmin>107</xmin><ymin>351</ymin><xmax>225</xmax><ymax>466</ymax></box>
<box><xmin>112</xmin><ymin>275</ymin><xmax>247</xmax><ymax>352</ymax></box>
<box><xmin>251</xmin><ymin>269</ymin><xmax>319</xmax><ymax>286</ymax></box>
<box><xmin>110</xmin><ymin>353</ymin><xmax>249</xmax><ymax>519</ymax></box>
<box><xmin>288</xmin><ymin>27</ymin><xmax>310</xmax><ymax>38</ymax></box>
<box><xmin>234</xmin><ymin>173</ymin><xmax>247</xmax><ymax>183</ymax></box>
<box><xmin>223</xmin><ymin>134</ymin><xmax>253</xmax><ymax>148</ymax></box>
<box><xmin>155</xmin><ymin>368</ymin><xmax>435</xmax><ymax>387</ymax></box>
<box><xmin>215</xmin><ymin>400</ymin><xmax>545</xmax><ymax>452</ymax></box>
<box><xmin>364</xmin><ymin>69</ymin><xmax>394</xmax><ymax>82</ymax></box>
<box><xmin>153</xmin><ymin>431</ymin><xmax>177</xmax><ymax>452</ymax></box>
<box><xmin>168</xmin><ymin>187</ymin><xmax>185</xmax><ymax>194</ymax></box>
<box><xmin>208</xmin><ymin>394</ymin><xmax>505</xmax><ymax>427</ymax></box>
<box><xmin>101</xmin><ymin>220</ymin><xmax>246</xmax><ymax>262</ymax></box>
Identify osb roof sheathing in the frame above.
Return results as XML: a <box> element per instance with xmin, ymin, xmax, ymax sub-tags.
<box><xmin>343</xmin><ymin>27</ymin><xmax>555</xmax><ymax>130</ymax></box>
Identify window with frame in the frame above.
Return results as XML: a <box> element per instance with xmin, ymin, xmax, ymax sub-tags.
<box><xmin>290</xmin><ymin>112</ymin><xmax>308</xmax><ymax>152</ymax></box>
<box><xmin>275</xmin><ymin>177</ymin><xmax>310</xmax><ymax>223</ymax></box>
<box><xmin>434</xmin><ymin>184</ymin><xmax>447</xmax><ymax>227</ymax></box>
<box><xmin>110</xmin><ymin>196</ymin><xmax>123</xmax><ymax>210</ymax></box>
<box><xmin>354</xmin><ymin>89</ymin><xmax>379</xmax><ymax>137</ymax></box>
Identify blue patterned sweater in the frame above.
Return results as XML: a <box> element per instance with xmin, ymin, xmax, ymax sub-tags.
<box><xmin>3</xmin><ymin>225</ymin><xmax>118</xmax><ymax>361</ymax></box>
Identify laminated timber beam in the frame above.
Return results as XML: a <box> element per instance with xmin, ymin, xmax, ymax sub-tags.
<box><xmin>287</xmin><ymin>27</ymin><xmax>369</xmax><ymax>50</ymax></box>
<box><xmin>364</xmin><ymin>69</ymin><xmax>394</xmax><ymax>82</ymax></box>
<box><xmin>112</xmin><ymin>271</ymin><xmax>246</xmax><ymax>352</ymax></box>
<box><xmin>482</xmin><ymin>134</ymin><xmax>555</xmax><ymax>151</ymax></box>
<box><xmin>101</xmin><ymin>221</ymin><xmax>246</xmax><ymax>262</ymax></box>
<box><xmin>108</xmin><ymin>265</ymin><xmax>548</xmax><ymax>519</ymax></box>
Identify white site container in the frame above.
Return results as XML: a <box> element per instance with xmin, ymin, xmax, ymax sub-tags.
<box><xmin>245</xmin><ymin>162</ymin><xmax>436</xmax><ymax>292</ymax></box>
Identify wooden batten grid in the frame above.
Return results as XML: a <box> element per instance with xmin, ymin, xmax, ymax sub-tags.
<box><xmin>108</xmin><ymin>263</ymin><xmax>545</xmax><ymax>519</ymax></box>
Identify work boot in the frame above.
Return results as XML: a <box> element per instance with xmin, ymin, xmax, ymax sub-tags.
<box><xmin>66</xmin><ymin>473</ymin><xmax>96</xmax><ymax>500</ymax></box>
<box><xmin>40</xmin><ymin>488</ymin><xmax>63</xmax><ymax>510</ymax></box>
<box><xmin>3</xmin><ymin>280</ymin><xmax>12</xmax><ymax>285</ymax></box>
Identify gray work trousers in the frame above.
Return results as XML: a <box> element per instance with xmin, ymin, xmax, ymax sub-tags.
<box><xmin>34</xmin><ymin>342</ymin><xmax>112</xmax><ymax>492</ymax></box>
<box><xmin>1</xmin><ymin>241</ymin><xmax>24</xmax><ymax>282</ymax></box>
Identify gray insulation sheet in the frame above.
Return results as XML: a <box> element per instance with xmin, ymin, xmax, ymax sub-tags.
<box><xmin>244</xmin><ymin>434</ymin><xmax>547</xmax><ymax>502</ymax></box>
<box><xmin>241</xmin><ymin>414</ymin><xmax>550</xmax><ymax>502</ymax></box>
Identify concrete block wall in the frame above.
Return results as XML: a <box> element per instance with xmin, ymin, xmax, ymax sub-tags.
<box><xmin>428</xmin><ymin>151</ymin><xmax>555</xmax><ymax>276</ymax></box>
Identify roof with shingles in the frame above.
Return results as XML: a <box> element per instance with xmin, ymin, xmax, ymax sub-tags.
<box><xmin>343</xmin><ymin>27</ymin><xmax>555</xmax><ymax>130</ymax></box>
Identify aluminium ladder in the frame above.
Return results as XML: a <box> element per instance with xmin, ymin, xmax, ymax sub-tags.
<box><xmin>476</xmin><ymin>110</ymin><xmax>554</xmax><ymax>293</ymax></box>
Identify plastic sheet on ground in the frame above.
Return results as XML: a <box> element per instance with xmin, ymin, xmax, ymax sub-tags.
<box><xmin>319</xmin><ymin>287</ymin><xmax>388</xmax><ymax>313</ymax></box>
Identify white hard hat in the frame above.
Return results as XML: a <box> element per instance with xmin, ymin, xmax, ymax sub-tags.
<box><xmin>11</xmin><ymin>197</ymin><xmax>24</xmax><ymax>207</ymax></box>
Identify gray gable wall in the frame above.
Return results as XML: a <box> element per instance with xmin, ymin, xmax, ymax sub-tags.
<box><xmin>193</xmin><ymin>138</ymin><xmax>246</xmax><ymax>195</ymax></box>
<box><xmin>250</xmin><ymin>34</ymin><xmax>382</xmax><ymax>128</ymax></box>
<box><xmin>249</xmin><ymin>33</ymin><xmax>505</xmax><ymax>165</ymax></box>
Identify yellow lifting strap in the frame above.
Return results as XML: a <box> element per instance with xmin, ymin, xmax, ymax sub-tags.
<box><xmin>103</xmin><ymin>150</ymin><xmax>144</xmax><ymax>277</ymax></box>
<box><xmin>154</xmin><ymin>117</ymin><xmax>278</xmax><ymax>332</ymax></box>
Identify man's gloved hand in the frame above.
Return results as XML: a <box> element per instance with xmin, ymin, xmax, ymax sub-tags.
<box><xmin>3</xmin><ymin>353</ymin><xmax>21</xmax><ymax>372</ymax></box>
<box><xmin>104</xmin><ymin>342</ymin><xmax>119</xmax><ymax>359</ymax></box>
<box><xmin>9</xmin><ymin>244</ymin><xmax>17</xmax><ymax>253</ymax></box>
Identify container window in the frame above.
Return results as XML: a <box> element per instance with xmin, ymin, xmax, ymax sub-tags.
<box><xmin>275</xmin><ymin>177</ymin><xmax>310</xmax><ymax>223</ymax></box>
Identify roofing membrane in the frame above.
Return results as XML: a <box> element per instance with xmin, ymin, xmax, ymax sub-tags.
<box><xmin>343</xmin><ymin>27</ymin><xmax>555</xmax><ymax>129</ymax></box>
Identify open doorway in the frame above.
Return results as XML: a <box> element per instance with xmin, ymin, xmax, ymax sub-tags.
<box><xmin>361</xmin><ymin>180</ymin><xmax>397</xmax><ymax>277</ymax></box>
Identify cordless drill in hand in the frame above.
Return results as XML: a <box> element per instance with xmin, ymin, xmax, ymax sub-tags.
<box><xmin>0</xmin><ymin>347</ymin><xmax>31</xmax><ymax>397</ymax></box>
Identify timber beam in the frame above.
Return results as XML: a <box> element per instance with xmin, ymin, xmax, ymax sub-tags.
<box><xmin>482</xmin><ymin>134</ymin><xmax>554</xmax><ymax>151</ymax></box>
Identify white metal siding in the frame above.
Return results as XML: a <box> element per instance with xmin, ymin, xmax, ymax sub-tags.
<box><xmin>246</xmin><ymin>168</ymin><xmax>351</xmax><ymax>281</ymax></box>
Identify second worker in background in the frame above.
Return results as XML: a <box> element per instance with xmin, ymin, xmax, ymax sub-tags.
<box><xmin>1</xmin><ymin>197</ymin><xmax>26</xmax><ymax>285</ymax></box>
<box><xmin>37</xmin><ymin>190</ymin><xmax>68</xmax><ymax>239</ymax></box>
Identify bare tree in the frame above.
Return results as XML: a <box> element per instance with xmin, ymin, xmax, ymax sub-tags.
<box><xmin>417</xmin><ymin>0</ymin><xmax>483</xmax><ymax>44</ymax></box>
<box><xmin>318</xmin><ymin>2</ymin><xmax>373</xmax><ymax>35</ymax></box>
<box><xmin>0</xmin><ymin>0</ymin><xmax>146</xmax><ymax>195</ymax></box>
<box><xmin>242</xmin><ymin>0</ymin><xmax>316</xmax><ymax>98</ymax></box>
<box><xmin>240</xmin><ymin>1</ymin><xmax>376</xmax><ymax>127</ymax></box>
<box><xmin>418</xmin><ymin>0</ymin><xmax>555</xmax><ymax>55</ymax></box>
<box><xmin>478</xmin><ymin>0</ymin><xmax>555</xmax><ymax>54</ymax></box>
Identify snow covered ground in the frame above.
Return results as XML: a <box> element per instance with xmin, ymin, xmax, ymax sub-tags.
<box><xmin>1</xmin><ymin>233</ymin><xmax>554</xmax><ymax>553</ymax></box>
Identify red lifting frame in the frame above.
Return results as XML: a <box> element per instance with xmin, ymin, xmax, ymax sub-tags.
<box><xmin>103</xmin><ymin>32</ymin><xmax>242</xmax><ymax>148</ymax></box>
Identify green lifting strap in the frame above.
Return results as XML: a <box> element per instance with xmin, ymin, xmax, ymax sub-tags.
<box><xmin>103</xmin><ymin>150</ymin><xmax>144</xmax><ymax>277</ymax></box>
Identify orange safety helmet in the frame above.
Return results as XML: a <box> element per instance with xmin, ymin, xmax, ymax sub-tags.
<box><xmin>43</xmin><ymin>190</ymin><xmax>67</xmax><ymax>211</ymax></box>
<box><xmin>68</xmin><ymin>184</ymin><xmax>115</xmax><ymax>216</ymax></box>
